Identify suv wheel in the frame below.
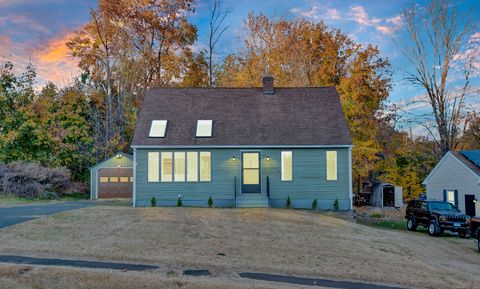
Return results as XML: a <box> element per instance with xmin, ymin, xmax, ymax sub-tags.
<box><xmin>407</xmin><ymin>216</ymin><xmax>417</xmax><ymax>231</ymax></box>
<box><xmin>458</xmin><ymin>230</ymin><xmax>468</xmax><ymax>239</ymax></box>
<box><xmin>428</xmin><ymin>221</ymin><xmax>440</xmax><ymax>236</ymax></box>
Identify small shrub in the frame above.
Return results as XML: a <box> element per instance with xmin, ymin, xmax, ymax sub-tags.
<box><xmin>286</xmin><ymin>195</ymin><xmax>291</xmax><ymax>208</ymax></box>
<box><xmin>333</xmin><ymin>198</ymin><xmax>339</xmax><ymax>210</ymax></box>
<box><xmin>151</xmin><ymin>197</ymin><xmax>157</xmax><ymax>207</ymax></box>
<box><xmin>369</xmin><ymin>212</ymin><xmax>383</xmax><ymax>218</ymax></box>
<box><xmin>208</xmin><ymin>196</ymin><xmax>213</xmax><ymax>208</ymax></box>
<box><xmin>177</xmin><ymin>196</ymin><xmax>183</xmax><ymax>207</ymax></box>
<box><xmin>312</xmin><ymin>198</ymin><xmax>318</xmax><ymax>210</ymax></box>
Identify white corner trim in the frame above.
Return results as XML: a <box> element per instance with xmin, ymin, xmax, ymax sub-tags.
<box><xmin>133</xmin><ymin>148</ymin><xmax>137</xmax><ymax>207</ymax></box>
<box><xmin>348</xmin><ymin>147</ymin><xmax>353</xmax><ymax>210</ymax></box>
<box><xmin>422</xmin><ymin>152</ymin><xmax>480</xmax><ymax>185</ymax></box>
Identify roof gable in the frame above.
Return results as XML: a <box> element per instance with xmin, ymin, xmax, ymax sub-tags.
<box><xmin>423</xmin><ymin>151</ymin><xmax>480</xmax><ymax>185</ymax></box>
<box><xmin>132</xmin><ymin>87</ymin><xmax>352</xmax><ymax>146</ymax></box>
<box><xmin>89</xmin><ymin>152</ymin><xmax>133</xmax><ymax>171</ymax></box>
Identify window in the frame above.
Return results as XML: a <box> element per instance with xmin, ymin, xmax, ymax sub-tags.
<box><xmin>196</xmin><ymin>120</ymin><xmax>213</xmax><ymax>137</ymax></box>
<box><xmin>281</xmin><ymin>151</ymin><xmax>293</xmax><ymax>181</ymax></box>
<box><xmin>326</xmin><ymin>151</ymin><xmax>337</xmax><ymax>181</ymax></box>
<box><xmin>243</xmin><ymin>152</ymin><xmax>260</xmax><ymax>185</ymax></box>
<box><xmin>446</xmin><ymin>190</ymin><xmax>456</xmax><ymax>205</ymax></box>
<box><xmin>174</xmin><ymin>152</ymin><xmax>186</xmax><ymax>182</ymax></box>
<box><xmin>199</xmin><ymin>152</ymin><xmax>211</xmax><ymax>181</ymax></box>
<box><xmin>99</xmin><ymin>177</ymin><xmax>109</xmax><ymax>183</ymax></box>
<box><xmin>119</xmin><ymin>177</ymin><xmax>129</xmax><ymax>183</ymax></box>
<box><xmin>149</xmin><ymin>120</ymin><xmax>167</xmax><ymax>137</ymax></box>
<box><xmin>110</xmin><ymin>177</ymin><xmax>119</xmax><ymax>182</ymax></box>
<box><xmin>161</xmin><ymin>152</ymin><xmax>173</xmax><ymax>182</ymax></box>
<box><xmin>187</xmin><ymin>152</ymin><xmax>198</xmax><ymax>182</ymax></box>
<box><xmin>148</xmin><ymin>152</ymin><xmax>159</xmax><ymax>182</ymax></box>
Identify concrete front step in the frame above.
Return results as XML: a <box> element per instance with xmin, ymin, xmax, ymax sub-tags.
<box><xmin>235</xmin><ymin>195</ymin><xmax>269</xmax><ymax>208</ymax></box>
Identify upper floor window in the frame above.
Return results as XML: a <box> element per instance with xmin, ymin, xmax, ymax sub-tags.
<box><xmin>149</xmin><ymin>120</ymin><xmax>167</xmax><ymax>137</ymax></box>
<box><xmin>326</xmin><ymin>151</ymin><xmax>337</xmax><ymax>181</ymax></box>
<box><xmin>281</xmin><ymin>151</ymin><xmax>293</xmax><ymax>181</ymax></box>
<box><xmin>196</xmin><ymin>120</ymin><xmax>213</xmax><ymax>137</ymax></box>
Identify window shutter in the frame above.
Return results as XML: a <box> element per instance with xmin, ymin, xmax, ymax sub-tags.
<box><xmin>454</xmin><ymin>190</ymin><xmax>459</xmax><ymax>208</ymax></box>
<box><xmin>443</xmin><ymin>190</ymin><xmax>446</xmax><ymax>202</ymax></box>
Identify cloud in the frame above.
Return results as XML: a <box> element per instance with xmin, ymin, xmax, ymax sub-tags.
<box><xmin>453</xmin><ymin>32</ymin><xmax>480</xmax><ymax>76</ymax></box>
<box><xmin>32</xmin><ymin>32</ymin><xmax>80</xmax><ymax>85</ymax></box>
<box><xmin>348</xmin><ymin>5</ymin><xmax>399</xmax><ymax>35</ymax></box>
<box><xmin>0</xmin><ymin>14</ymin><xmax>50</xmax><ymax>34</ymax></box>
<box><xmin>290</xmin><ymin>5</ymin><xmax>340</xmax><ymax>22</ymax></box>
<box><xmin>0</xmin><ymin>32</ymin><xmax>80</xmax><ymax>87</ymax></box>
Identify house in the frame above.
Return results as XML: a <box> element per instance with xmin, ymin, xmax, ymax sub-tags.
<box><xmin>131</xmin><ymin>77</ymin><xmax>353</xmax><ymax>209</ymax></box>
<box><xmin>90</xmin><ymin>152</ymin><xmax>133</xmax><ymax>199</ymax></box>
<box><xmin>422</xmin><ymin>150</ymin><xmax>480</xmax><ymax>216</ymax></box>
<box><xmin>369</xmin><ymin>182</ymin><xmax>403</xmax><ymax>208</ymax></box>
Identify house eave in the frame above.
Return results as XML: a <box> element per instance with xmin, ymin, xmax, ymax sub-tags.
<box><xmin>131</xmin><ymin>144</ymin><xmax>354</xmax><ymax>149</ymax></box>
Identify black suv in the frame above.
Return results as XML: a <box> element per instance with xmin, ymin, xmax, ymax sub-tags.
<box><xmin>405</xmin><ymin>200</ymin><xmax>470</xmax><ymax>238</ymax></box>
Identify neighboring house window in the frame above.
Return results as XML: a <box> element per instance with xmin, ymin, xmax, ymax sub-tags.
<box><xmin>161</xmin><ymin>152</ymin><xmax>173</xmax><ymax>182</ymax></box>
<box><xmin>99</xmin><ymin>177</ymin><xmax>109</xmax><ymax>183</ymax></box>
<box><xmin>326</xmin><ymin>151</ymin><xmax>337</xmax><ymax>181</ymax></box>
<box><xmin>187</xmin><ymin>152</ymin><xmax>198</xmax><ymax>182</ymax></box>
<box><xmin>149</xmin><ymin>120</ymin><xmax>167</xmax><ymax>137</ymax></box>
<box><xmin>148</xmin><ymin>152</ymin><xmax>159</xmax><ymax>182</ymax></box>
<box><xmin>199</xmin><ymin>152</ymin><xmax>211</xmax><ymax>181</ymax></box>
<box><xmin>174</xmin><ymin>152</ymin><xmax>186</xmax><ymax>182</ymax></box>
<box><xmin>196</xmin><ymin>120</ymin><xmax>213</xmax><ymax>137</ymax></box>
<box><xmin>281</xmin><ymin>151</ymin><xmax>293</xmax><ymax>181</ymax></box>
<box><xmin>119</xmin><ymin>177</ymin><xmax>129</xmax><ymax>182</ymax></box>
<box><xmin>110</xmin><ymin>177</ymin><xmax>119</xmax><ymax>182</ymax></box>
<box><xmin>445</xmin><ymin>190</ymin><xmax>457</xmax><ymax>206</ymax></box>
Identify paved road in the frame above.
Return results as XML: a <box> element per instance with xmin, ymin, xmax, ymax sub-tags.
<box><xmin>0</xmin><ymin>255</ymin><xmax>158</xmax><ymax>271</ymax></box>
<box><xmin>0</xmin><ymin>202</ymin><xmax>92</xmax><ymax>229</ymax></box>
<box><xmin>239</xmin><ymin>272</ymin><xmax>409</xmax><ymax>289</ymax></box>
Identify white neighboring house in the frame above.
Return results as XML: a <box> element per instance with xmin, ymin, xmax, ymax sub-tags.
<box><xmin>422</xmin><ymin>150</ymin><xmax>480</xmax><ymax>217</ymax></box>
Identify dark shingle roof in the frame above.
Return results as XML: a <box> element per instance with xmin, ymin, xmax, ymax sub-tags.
<box><xmin>132</xmin><ymin>87</ymin><xmax>352</xmax><ymax>146</ymax></box>
<box><xmin>452</xmin><ymin>150</ymin><xmax>480</xmax><ymax>176</ymax></box>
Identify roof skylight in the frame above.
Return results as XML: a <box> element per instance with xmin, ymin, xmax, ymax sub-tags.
<box><xmin>196</xmin><ymin>120</ymin><xmax>213</xmax><ymax>137</ymax></box>
<box><xmin>149</xmin><ymin>120</ymin><xmax>167</xmax><ymax>137</ymax></box>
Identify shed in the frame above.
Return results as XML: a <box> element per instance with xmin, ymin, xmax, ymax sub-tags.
<box><xmin>89</xmin><ymin>152</ymin><xmax>133</xmax><ymax>199</ymax></box>
<box><xmin>370</xmin><ymin>182</ymin><xmax>403</xmax><ymax>208</ymax></box>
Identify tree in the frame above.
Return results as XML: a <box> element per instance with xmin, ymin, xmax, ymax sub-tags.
<box><xmin>207</xmin><ymin>0</ymin><xmax>232</xmax><ymax>86</ymax></box>
<box><xmin>398</xmin><ymin>0</ymin><xmax>477</xmax><ymax>159</ymax></box>
<box><xmin>215</xmin><ymin>13</ymin><xmax>392</xmax><ymax>180</ymax></box>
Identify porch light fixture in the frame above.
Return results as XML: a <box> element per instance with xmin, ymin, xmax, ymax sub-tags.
<box><xmin>474</xmin><ymin>199</ymin><xmax>478</xmax><ymax>203</ymax></box>
<box><xmin>116</xmin><ymin>154</ymin><xmax>122</xmax><ymax>159</ymax></box>
<box><xmin>266</xmin><ymin>156</ymin><xmax>270</xmax><ymax>161</ymax></box>
<box><xmin>232</xmin><ymin>156</ymin><xmax>236</xmax><ymax>161</ymax></box>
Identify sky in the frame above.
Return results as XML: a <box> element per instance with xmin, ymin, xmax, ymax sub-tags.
<box><xmin>0</xmin><ymin>0</ymin><xmax>479</xmax><ymax>133</ymax></box>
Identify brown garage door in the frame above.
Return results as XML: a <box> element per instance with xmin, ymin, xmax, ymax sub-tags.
<box><xmin>98</xmin><ymin>168</ymin><xmax>133</xmax><ymax>198</ymax></box>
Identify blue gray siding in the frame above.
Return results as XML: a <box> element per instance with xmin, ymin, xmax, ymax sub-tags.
<box><xmin>424</xmin><ymin>152</ymin><xmax>480</xmax><ymax>214</ymax></box>
<box><xmin>134</xmin><ymin>148</ymin><xmax>351</xmax><ymax>209</ymax></box>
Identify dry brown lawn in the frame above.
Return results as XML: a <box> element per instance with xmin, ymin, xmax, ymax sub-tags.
<box><xmin>0</xmin><ymin>206</ymin><xmax>478</xmax><ymax>289</ymax></box>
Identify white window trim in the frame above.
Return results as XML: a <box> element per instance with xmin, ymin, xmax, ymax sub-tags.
<box><xmin>326</xmin><ymin>150</ymin><xmax>338</xmax><ymax>181</ymax></box>
<box><xmin>149</xmin><ymin>120</ymin><xmax>167</xmax><ymax>138</ymax></box>
<box><xmin>196</xmin><ymin>120</ymin><xmax>213</xmax><ymax>137</ymax></box>
<box><xmin>281</xmin><ymin>151</ymin><xmax>293</xmax><ymax>181</ymax></box>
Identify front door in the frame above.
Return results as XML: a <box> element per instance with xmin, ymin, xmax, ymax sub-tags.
<box><xmin>242</xmin><ymin>152</ymin><xmax>261</xmax><ymax>194</ymax></box>
<box><xmin>465</xmin><ymin>194</ymin><xmax>476</xmax><ymax>217</ymax></box>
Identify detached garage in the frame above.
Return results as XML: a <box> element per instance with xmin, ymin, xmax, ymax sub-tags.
<box><xmin>90</xmin><ymin>152</ymin><xmax>133</xmax><ymax>199</ymax></box>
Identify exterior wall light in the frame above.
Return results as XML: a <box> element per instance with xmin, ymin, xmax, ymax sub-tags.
<box><xmin>266</xmin><ymin>156</ymin><xmax>270</xmax><ymax>161</ymax></box>
<box><xmin>116</xmin><ymin>154</ymin><xmax>122</xmax><ymax>159</ymax></box>
<box><xmin>232</xmin><ymin>156</ymin><xmax>236</xmax><ymax>161</ymax></box>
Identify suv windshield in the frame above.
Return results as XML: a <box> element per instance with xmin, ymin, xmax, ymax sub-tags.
<box><xmin>428</xmin><ymin>202</ymin><xmax>459</xmax><ymax>212</ymax></box>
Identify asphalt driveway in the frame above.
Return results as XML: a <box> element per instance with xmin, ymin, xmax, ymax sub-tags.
<box><xmin>0</xmin><ymin>202</ymin><xmax>92</xmax><ymax>229</ymax></box>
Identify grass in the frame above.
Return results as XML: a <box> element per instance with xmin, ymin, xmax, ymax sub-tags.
<box><xmin>357</xmin><ymin>219</ymin><xmax>407</xmax><ymax>230</ymax></box>
<box><xmin>0</xmin><ymin>207</ymin><xmax>478</xmax><ymax>289</ymax></box>
<box><xmin>0</xmin><ymin>193</ymin><xmax>89</xmax><ymax>207</ymax></box>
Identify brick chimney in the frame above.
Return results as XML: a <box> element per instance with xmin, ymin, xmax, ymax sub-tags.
<box><xmin>262</xmin><ymin>76</ymin><xmax>274</xmax><ymax>95</ymax></box>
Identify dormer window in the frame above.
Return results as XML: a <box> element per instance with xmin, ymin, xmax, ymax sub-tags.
<box><xmin>149</xmin><ymin>120</ymin><xmax>167</xmax><ymax>137</ymax></box>
<box><xmin>196</xmin><ymin>120</ymin><xmax>213</xmax><ymax>137</ymax></box>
